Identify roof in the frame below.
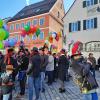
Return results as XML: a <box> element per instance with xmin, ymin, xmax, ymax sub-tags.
<box><xmin>3</xmin><ymin>17</ymin><xmax>12</xmax><ymax>23</ymax></box>
<box><xmin>8</xmin><ymin>0</ymin><xmax>56</xmax><ymax>22</ymax></box>
<box><xmin>63</xmin><ymin>0</ymin><xmax>76</xmax><ymax>19</ymax></box>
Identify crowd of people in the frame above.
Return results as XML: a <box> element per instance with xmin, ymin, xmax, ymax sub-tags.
<box><xmin>0</xmin><ymin>42</ymin><xmax>100</xmax><ymax>100</ymax></box>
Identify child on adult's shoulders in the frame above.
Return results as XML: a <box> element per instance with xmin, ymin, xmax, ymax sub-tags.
<box><xmin>0</xmin><ymin>65</ymin><xmax>14</xmax><ymax>100</ymax></box>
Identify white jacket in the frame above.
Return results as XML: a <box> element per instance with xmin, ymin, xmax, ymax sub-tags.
<box><xmin>46</xmin><ymin>55</ymin><xmax>54</xmax><ymax>71</ymax></box>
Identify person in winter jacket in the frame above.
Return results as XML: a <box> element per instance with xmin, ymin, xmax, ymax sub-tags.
<box><xmin>27</xmin><ymin>47</ymin><xmax>41</xmax><ymax>100</ymax></box>
<box><xmin>0</xmin><ymin>52</ymin><xmax>5</xmax><ymax>76</ymax></box>
<box><xmin>71</xmin><ymin>41</ymin><xmax>99</xmax><ymax>100</ymax></box>
<box><xmin>58</xmin><ymin>49</ymin><xmax>69</xmax><ymax>93</ymax></box>
<box><xmin>0</xmin><ymin>48</ymin><xmax>17</xmax><ymax>100</ymax></box>
<box><xmin>88</xmin><ymin>53</ymin><xmax>96</xmax><ymax>78</ymax></box>
<box><xmin>46</xmin><ymin>51</ymin><xmax>54</xmax><ymax>85</ymax></box>
<box><xmin>97</xmin><ymin>57</ymin><xmax>100</xmax><ymax>70</ymax></box>
<box><xmin>16</xmin><ymin>50</ymin><xmax>29</xmax><ymax>97</ymax></box>
<box><xmin>39</xmin><ymin>47</ymin><xmax>48</xmax><ymax>92</ymax></box>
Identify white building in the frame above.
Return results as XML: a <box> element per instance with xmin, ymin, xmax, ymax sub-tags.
<box><xmin>63</xmin><ymin>0</ymin><xmax>100</xmax><ymax>59</ymax></box>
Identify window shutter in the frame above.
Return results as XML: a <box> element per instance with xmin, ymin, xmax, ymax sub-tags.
<box><xmin>94</xmin><ymin>0</ymin><xmax>98</xmax><ymax>4</ymax></box>
<box><xmin>78</xmin><ymin>21</ymin><xmax>81</xmax><ymax>31</ymax></box>
<box><xmin>94</xmin><ymin>18</ymin><xmax>97</xmax><ymax>28</ymax></box>
<box><xmin>83</xmin><ymin>1</ymin><xmax>86</xmax><ymax>8</ymax></box>
<box><xmin>83</xmin><ymin>20</ymin><xmax>86</xmax><ymax>30</ymax></box>
<box><xmin>69</xmin><ymin>23</ymin><xmax>71</xmax><ymax>32</ymax></box>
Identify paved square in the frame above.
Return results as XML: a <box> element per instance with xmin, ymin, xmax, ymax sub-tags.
<box><xmin>13</xmin><ymin>71</ymin><xmax>100</xmax><ymax>100</ymax></box>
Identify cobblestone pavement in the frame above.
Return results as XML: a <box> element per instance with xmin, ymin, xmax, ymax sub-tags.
<box><xmin>13</xmin><ymin>71</ymin><xmax>100</xmax><ymax>100</ymax></box>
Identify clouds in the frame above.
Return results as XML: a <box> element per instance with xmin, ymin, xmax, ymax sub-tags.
<box><xmin>26</xmin><ymin>0</ymin><xmax>30</xmax><ymax>5</ymax></box>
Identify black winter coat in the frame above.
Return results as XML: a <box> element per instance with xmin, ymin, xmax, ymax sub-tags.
<box><xmin>17</xmin><ymin>55</ymin><xmax>29</xmax><ymax>71</ymax></box>
<box><xmin>27</xmin><ymin>54</ymin><xmax>41</xmax><ymax>78</ymax></box>
<box><xmin>58</xmin><ymin>54</ymin><xmax>69</xmax><ymax>81</ymax></box>
<box><xmin>71</xmin><ymin>58</ymin><xmax>98</xmax><ymax>92</ymax></box>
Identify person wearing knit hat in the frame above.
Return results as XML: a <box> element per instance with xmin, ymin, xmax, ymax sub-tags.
<box><xmin>71</xmin><ymin>41</ymin><xmax>98</xmax><ymax>100</ymax></box>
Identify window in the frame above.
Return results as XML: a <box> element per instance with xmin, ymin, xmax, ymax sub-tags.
<box><xmin>10</xmin><ymin>24</ymin><xmax>14</xmax><ymax>31</ymax></box>
<box><xmin>26</xmin><ymin>36</ymin><xmax>30</xmax><ymax>41</ymax></box>
<box><xmin>16</xmin><ymin>24</ymin><xmax>20</xmax><ymax>30</ymax></box>
<box><xmin>32</xmin><ymin>34</ymin><xmax>37</xmax><ymax>40</ymax></box>
<box><xmin>85</xmin><ymin>41</ymin><xmax>100</xmax><ymax>52</ymax></box>
<box><xmin>39</xmin><ymin>32</ymin><xmax>44</xmax><ymax>40</ymax></box>
<box><xmin>69</xmin><ymin>21</ymin><xmax>81</xmax><ymax>32</ymax></box>
<box><xmin>35</xmin><ymin>9</ymin><xmax>40</xmax><ymax>12</ymax></box>
<box><xmin>83</xmin><ymin>0</ymin><xmax>98</xmax><ymax>8</ymax></box>
<box><xmin>60</xmin><ymin>3</ymin><xmax>63</xmax><ymax>9</ymax></box>
<box><xmin>20</xmin><ymin>36</ymin><xmax>24</xmax><ymax>41</ymax></box>
<box><xmin>83</xmin><ymin>18</ymin><xmax>97</xmax><ymax>30</ymax></box>
<box><xmin>58</xmin><ymin>12</ymin><xmax>60</xmax><ymax>18</ymax></box>
<box><xmin>20</xmin><ymin>13</ymin><xmax>24</xmax><ymax>17</ymax></box>
<box><xmin>15</xmin><ymin>35</ymin><xmax>19</xmax><ymax>41</ymax></box>
<box><xmin>33</xmin><ymin>19</ymin><xmax>38</xmax><ymax>25</ymax></box>
<box><xmin>39</xmin><ymin>18</ymin><xmax>45</xmax><ymax>26</ymax></box>
<box><xmin>21</xmin><ymin>23</ymin><xmax>25</xmax><ymax>28</ymax></box>
<box><xmin>27</xmin><ymin>21</ymin><xmax>31</xmax><ymax>26</ymax></box>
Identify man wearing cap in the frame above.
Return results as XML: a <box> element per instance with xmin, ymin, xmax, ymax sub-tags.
<box><xmin>58</xmin><ymin>49</ymin><xmax>69</xmax><ymax>93</ymax></box>
<box><xmin>27</xmin><ymin>47</ymin><xmax>41</xmax><ymax>100</ymax></box>
<box><xmin>71</xmin><ymin>41</ymin><xmax>98</xmax><ymax>100</ymax></box>
<box><xmin>39</xmin><ymin>47</ymin><xmax>48</xmax><ymax>92</ymax></box>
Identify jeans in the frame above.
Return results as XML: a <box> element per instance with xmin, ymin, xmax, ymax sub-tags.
<box><xmin>19</xmin><ymin>75</ymin><xmax>27</xmax><ymax>95</ymax></box>
<box><xmin>3</xmin><ymin>93</ymin><xmax>12</xmax><ymax>100</ymax></box>
<box><xmin>28</xmin><ymin>76</ymin><xmax>40</xmax><ymax>100</ymax></box>
<box><xmin>28</xmin><ymin>76</ymin><xmax>33</xmax><ymax>100</ymax></box>
<box><xmin>53</xmin><ymin>67</ymin><xmax>58</xmax><ymax>81</ymax></box>
<box><xmin>83</xmin><ymin>94</ymin><xmax>92</xmax><ymax>100</ymax></box>
<box><xmin>40</xmin><ymin>72</ymin><xmax>45</xmax><ymax>91</ymax></box>
<box><xmin>91</xmin><ymin>69</ymin><xmax>95</xmax><ymax>78</ymax></box>
<box><xmin>92</xmin><ymin>92</ymin><xmax>98</xmax><ymax>100</ymax></box>
<box><xmin>83</xmin><ymin>92</ymin><xmax>98</xmax><ymax>100</ymax></box>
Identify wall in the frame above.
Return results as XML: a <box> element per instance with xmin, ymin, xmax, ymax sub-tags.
<box><xmin>49</xmin><ymin>0</ymin><xmax>65</xmax><ymax>51</ymax></box>
<box><xmin>63</xmin><ymin>0</ymin><xmax>100</xmax><ymax>58</ymax></box>
<box><xmin>7</xmin><ymin>13</ymin><xmax>49</xmax><ymax>49</ymax></box>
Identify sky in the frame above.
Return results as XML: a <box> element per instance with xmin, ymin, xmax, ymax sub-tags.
<box><xmin>0</xmin><ymin>0</ymin><xmax>74</xmax><ymax>19</ymax></box>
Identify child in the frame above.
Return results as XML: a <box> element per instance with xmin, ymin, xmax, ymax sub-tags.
<box><xmin>0</xmin><ymin>65</ymin><xmax>14</xmax><ymax>100</ymax></box>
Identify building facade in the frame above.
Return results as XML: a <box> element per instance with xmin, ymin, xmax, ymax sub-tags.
<box><xmin>63</xmin><ymin>0</ymin><xmax>100</xmax><ymax>59</ymax></box>
<box><xmin>7</xmin><ymin>0</ymin><xmax>65</xmax><ymax>51</ymax></box>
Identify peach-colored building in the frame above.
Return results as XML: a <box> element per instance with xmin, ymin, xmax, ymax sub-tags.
<box><xmin>7</xmin><ymin>0</ymin><xmax>65</xmax><ymax>51</ymax></box>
